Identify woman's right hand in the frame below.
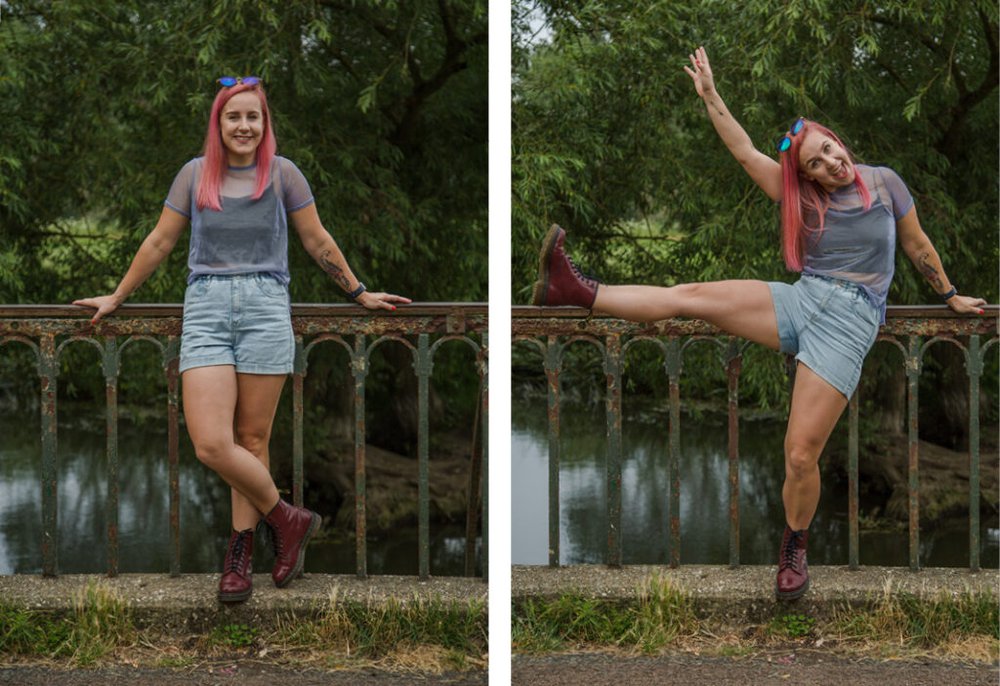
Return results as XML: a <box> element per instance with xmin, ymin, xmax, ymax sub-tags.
<box><xmin>683</xmin><ymin>46</ymin><xmax>716</xmax><ymax>99</ymax></box>
<box><xmin>72</xmin><ymin>294</ymin><xmax>124</xmax><ymax>324</ymax></box>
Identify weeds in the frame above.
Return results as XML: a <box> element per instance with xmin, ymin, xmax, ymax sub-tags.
<box><xmin>769</xmin><ymin>613</ymin><xmax>816</xmax><ymax>639</ymax></box>
<box><xmin>513</xmin><ymin>575</ymin><xmax>696</xmax><ymax>653</ymax></box>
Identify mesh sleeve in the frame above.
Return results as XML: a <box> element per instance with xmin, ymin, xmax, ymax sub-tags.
<box><xmin>279</xmin><ymin>157</ymin><xmax>315</xmax><ymax>212</ymax></box>
<box><xmin>880</xmin><ymin>167</ymin><xmax>914</xmax><ymax>219</ymax></box>
<box><xmin>164</xmin><ymin>160</ymin><xmax>197</xmax><ymax>218</ymax></box>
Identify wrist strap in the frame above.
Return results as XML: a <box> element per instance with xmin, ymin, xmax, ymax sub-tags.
<box><xmin>941</xmin><ymin>286</ymin><xmax>957</xmax><ymax>301</ymax></box>
<box><xmin>348</xmin><ymin>282</ymin><xmax>367</xmax><ymax>300</ymax></box>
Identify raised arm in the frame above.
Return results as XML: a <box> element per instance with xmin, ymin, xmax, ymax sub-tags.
<box><xmin>289</xmin><ymin>203</ymin><xmax>411</xmax><ymax>310</ymax></box>
<box><xmin>896</xmin><ymin>207</ymin><xmax>986</xmax><ymax>314</ymax></box>
<box><xmin>684</xmin><ymin>46</ymin><xmax>782</xmax><ymax>202</ymax></box>
<box><xmin>73</xmin><ymin>206</ymin><xmax>189</xmax><ymax>323</ymax></box>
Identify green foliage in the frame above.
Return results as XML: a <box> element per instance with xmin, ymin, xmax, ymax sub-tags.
<box><xmin>0</xmin><ymin>0</ymin><xmax>487</xmax><ymax>304</ymax></box>
<box><xmin>769</xmin><ymin>612</ymin><xmax>816</xmax><ymax>639</ymax></box>
<box><xmin>513</xmin><ymin>0</ymin><xmax>998</xmax><ymax>409</ymax></box>
<box><xmin>0</xmin><ymin>582</ymin><xmax>135</xmax><ymax>665</ymax></box>
<box><xmin>210</xmin><ymin>622</ymin><xmax>259</xmax><ymax>648</ymax></box>
<box><xmin>512</xmin><ymin>576</ymin><xmax>697</xmax><ymax>653</ymax></box>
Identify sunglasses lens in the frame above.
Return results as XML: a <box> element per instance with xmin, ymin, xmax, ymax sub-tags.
<box><xmin>242</xmin><ymin>77</ymin><xmax>261</xmax><ymax>86</ymax></box>
<box><xmin>777</xmin><ymin>136</ymin><xmax>791</xmax><ymax>153</ymax></box>
<box><xmin>218</xmin><ymin>76</ymin><xmax>237</xmax><ymax>87</ymax></box>
<box><xmin>791</xmin><ymin>118</ymin><xmax>804</xmax><ymax>135</ymax></box>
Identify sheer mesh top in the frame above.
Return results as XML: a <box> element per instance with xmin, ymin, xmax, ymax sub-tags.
<box><xmin>801</xmin><ymin>164</ymin><xmax>914</xmax><ymax>323</ymax></box>
<box><xmin>164</xmin><ymin>156</ymin><xmax>315</xmax><ymax>284</ymax></box>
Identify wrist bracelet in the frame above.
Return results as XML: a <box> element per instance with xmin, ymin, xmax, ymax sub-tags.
<box><xmin>348</xmin><ymin>282</ymin><xmax>367</xmax><ymax>300</ymax></box>
<box><xmin>941</xmin><ymin>286</ymin><xmax>957</xmax><ymax>301</ymax></box>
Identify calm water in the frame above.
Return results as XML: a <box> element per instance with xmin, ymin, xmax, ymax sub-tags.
<box><xmin>512</xmin><ymin>394</ymin><xmax>999</xmax><ymax>568</ymax></box>
<box><xmin>0</xmin><ymin>406</ymin><xmax>478</xmax><ymax>576</ymax></box>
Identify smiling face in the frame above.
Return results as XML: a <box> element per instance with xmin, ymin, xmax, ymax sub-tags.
<box><xmin>797</xmin><ymin>129</ymin><xmax>855</xmax><ymax>192</ymax></box>
<box><xmin>219</xmin><ymin>91</ymin><xmax>264</xmax><ymax>166</ymax></box>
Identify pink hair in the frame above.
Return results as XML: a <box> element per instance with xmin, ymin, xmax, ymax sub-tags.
<box><xmin>778</xmin><ymin>119</ymin><xmax>871</xmax><ymax>271</ymax></box>
<box><xmin>196</xmin><ymin>82</ymin><xmax>277</xmax><ymax>211</ymax></box>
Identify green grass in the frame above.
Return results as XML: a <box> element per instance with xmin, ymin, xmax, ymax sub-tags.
<box><xmin>513</xmin><ymin>575</ymin><xmax>697</xmax><ymax>653</ymax></box>
<box><xmin>0</xmin><ymin>581</ymin><xmax>135</xmax><ymax>665</ymax></box>
<box><xmin>768</xmin><ymin>613</ymin><xmax>816</xmax><ymax>639</ymax></box>
<box><xmin>832</xmin><ymin>590</ymin><xmax>999</xmax><ymax>648</ymax></box>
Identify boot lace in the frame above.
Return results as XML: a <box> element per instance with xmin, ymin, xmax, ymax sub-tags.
<box><xmin>225</xmin><ymin>530</ymin><xmax>252</xmax><ymax>573</ymax></box>
<box><xmin>567</xmin><ymin>255</ymin><xmax>601</xmax><ymax>288</ymax></box>
<box><xmin>779</xmin><ymin>530</ymin><xmax>803</xmax><ymax>571</ymax></box>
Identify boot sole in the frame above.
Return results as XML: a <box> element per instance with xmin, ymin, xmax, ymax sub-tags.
<box><xmin>775</xmin><ymin>577</ymin><xmax>810</xmax><ymax>601</ymax></box>
<box><xmin>531</xmin><ymin>224</ymin><xmax>564</xmax><ymax>306</ymax></box>
<box><xmin>274</xmin><ymin>511</ymin><xmax>321</xmax><ymax>589</ymax></box>
<box><xmin>218</xmin><ymin>586</ymin><xmax>252</xmax><ymax>603</ymax></box>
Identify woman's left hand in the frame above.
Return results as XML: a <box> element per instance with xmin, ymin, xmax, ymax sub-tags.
<box><xmin>356</xmin><ymin>291</ymin><xmax>412</xmax><ymax>311</ymax></box>
<box><xmin>946</xmin><ymin>294</ymin><xmax>987</xmax><ymax>315</ymax></box>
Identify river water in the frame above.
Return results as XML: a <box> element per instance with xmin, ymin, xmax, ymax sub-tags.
<box><xmin>0</xmin><ymin>405</ymin><xmax>477</xmax><ymax>576</ymax></box>
<box><xmin>512</xmin><ymin>394</ymin><xmax>999</xmax><ymax>569</ymax></box>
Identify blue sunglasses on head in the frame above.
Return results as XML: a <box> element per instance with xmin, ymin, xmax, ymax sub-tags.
<box><xmin>217</xmin><ymin>76</ymin><xmax>261</xmax><ymax>88</ymax></box>
<box><xmin>775</xmin><ymin>117</ymin><xmax>805</xmax><ymax>153</ymax></box>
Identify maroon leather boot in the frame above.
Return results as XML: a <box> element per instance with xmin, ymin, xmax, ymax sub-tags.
<box><xmin>218</xmin><ymin>528</ymin><xmax>254</xmax><ymax>603</ymax></box>
<box><xmin>263</xmin><ymin>499</ymin><xmax>321</xmax><ymax>588</ymax></box>
<box><xmin>531</xmin><ymin>224</ymin><xmax>600</xmax><ymax>308</ymax></box>
<box><xmin>776</xmin><ymin>525</ymin><xmax>810</xmax><ymax>600</ymax></box>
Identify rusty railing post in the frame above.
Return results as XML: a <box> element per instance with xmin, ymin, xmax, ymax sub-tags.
<box><xmin>666</xmin><ymin>337</ymin><xmax>682</xmax><ymax>567</ymax></box>
<box><xmin>103</xmin><ymin>337</ymin><xmax>120</xmax><ymax>577</ymax></box>
<box><xmin>292</xmin><ymin>336</ymin><xmax>306</xmax><ymax>508</ymax></box>
<box><xmin>165</xmin><ymin>337</ymin><xmax>181</xmax><ymax>577</ymax></box>
<box><xmin>544</xmin><ymin>336</ymin><xmax>562</xmax><ymax>567</ymax></box>
<box><xmin>39</xmin><ymin>334</ymin><xmax>58</xmax><ymax>577</ymax></box>
<box><xmin>604</xmin><ymin>334</ymin><xmax>623</xmax><ymax>567</ymax></box>
<box><xmin>416</xmin><ymin>333</ymin><xmax>432</xmax><ymax>579</ymax></box>
<box><xmin>905</xmin><ymin>335</ymin><xmax>922</xmax><ymax>571</ymax></box>
<box><xmin>724</xmin><ymin>339</ymin><xmax>741</xmax><ymax>568</ymax></box>
<box><xmin>352</xmin><ymin>334</ymin><xmax>368</xmax><ymax>579</ymax></box>
<box><xmin>966</xmin><ymin>335</ymin><xmax>982</xmax><ymax>572</ymax></box>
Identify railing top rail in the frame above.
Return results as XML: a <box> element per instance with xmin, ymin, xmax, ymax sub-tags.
<box><xmin>0</xmin><ymin>303</ymin><xmax>487</xmax><ymax>318</ymax></box>
<box><xmin>512</xmin><ymin>305</ymin><xmax>998</xmax><ymax>338</ymax></box>
<box><xmin>513</xmin><ymin>304</ymin><xmax>999</xmax><ymax>319</ymax></box>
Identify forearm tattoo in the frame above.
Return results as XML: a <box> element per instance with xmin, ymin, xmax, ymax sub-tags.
<box><xmin>319</xmin><ymin>249</ymin><xmax>352</xmax><ymax>291</ymax></box>
<box><xmin>918</xmin><ymin>252</ymin><xmax>945</xmax><ymax>291</ymax></box>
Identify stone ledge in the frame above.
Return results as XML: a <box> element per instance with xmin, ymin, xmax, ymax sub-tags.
<box><xmin>0</xmin><ymin>573</ymin><xmax>487</xmax><ymax>631</ymax></box>
<box><xmin>512</xmin><ymin>565</ymin><xmax>999</xmax><ymax>623</ymax></box>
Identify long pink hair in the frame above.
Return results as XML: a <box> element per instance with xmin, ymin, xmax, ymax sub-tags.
<box><xmin>196</xmin><ymin>82</ymin><xmax>277</xmax><ymax>211</ymax></box>
<box><xmin>779</xmin><ymin>119</ymin><xmax>870</xmax><ymax>271</ymax></box>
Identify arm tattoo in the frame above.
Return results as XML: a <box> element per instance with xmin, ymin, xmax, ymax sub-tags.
<box><xmin>918</xmin><ymin>252</ymin><xmax>945</xmax><ymax>291</ymax></box>
<box><xmin>320</xmin><ymin>249</ymin><xmax>352</xmax><ymax>291</ymax></box>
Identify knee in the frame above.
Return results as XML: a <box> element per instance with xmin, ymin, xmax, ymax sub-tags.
<box><xmin>235</xmin><ymin>427</ymin><xmax>270</xmax><ymax>458</ymax></box>
<box><xmin>784</xmin><ymin>440</ymin><xmax>820</xmax><ymax>481</ymax></box>
<box><xmin>193</xmin><ymin>437</ymin><xmax>234</xmax><ymax>466</ymax></box>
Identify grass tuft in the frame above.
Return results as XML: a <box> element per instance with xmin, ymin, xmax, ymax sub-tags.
<box><xmin>513</xmin><ymin>574</ymin><xmax>696</xmax><ymax>653</ymax></box>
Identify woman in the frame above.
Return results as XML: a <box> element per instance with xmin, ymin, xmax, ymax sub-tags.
<box><xmin>531</xmin><ymin>48</ymin><xmax>986</xmax><ymax>599</ymax></box>
<box><xmin>75</xmin><ymin>76</ymin><xmax>410</xmax><ymax>602</ymax></box>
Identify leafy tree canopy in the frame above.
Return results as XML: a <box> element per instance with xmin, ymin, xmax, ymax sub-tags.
<box><xmin>0</xmin><ymin>0</ymin><xmax>487</xmax><ymax>304</ymax></box>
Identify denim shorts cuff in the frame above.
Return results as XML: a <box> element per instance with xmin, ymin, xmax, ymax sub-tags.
<box><xmin>235</xmin><ymin>363</ymin><xmax>292</xmax><ymax>375</ymax></box>
<box><xmin>179</xmin><ymin>357</ymin><xmax>236</xmax><ymax>373</ymax></box>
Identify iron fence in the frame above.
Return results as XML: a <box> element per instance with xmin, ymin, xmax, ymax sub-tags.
<box><xmin>0</xmin><ymin>303</ymin><xmax>488</xmax><ymax>580</ymax></box>
<box><xmin>513</xmin><ymin>305</ymin><xmax>998</xmax><ymax>572</ymax></box>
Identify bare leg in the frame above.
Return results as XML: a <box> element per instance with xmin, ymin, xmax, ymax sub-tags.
<box><xmin>231</xmin><ymin>373</ymin><xmax>287</xmax><ymax>531</ymax></box>
<box><xmin>593</xmin><ymin>281</ymin><xmax>781</xmax><ymax>350</ymax></box>
<box><xmin>182</xmin><ymin>366</ymin><xmax>280</xmax><ymax>514</ymax></box>
<box><xmin>783</xmin><ymin>363</ymin><xmax>848</xmax><ymax>530</ymax></box>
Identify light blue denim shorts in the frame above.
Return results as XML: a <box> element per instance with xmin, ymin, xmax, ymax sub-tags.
<box><xmin>179</xmin><ymin>273</ymin><xmax>293</xmax><ymax>375</ymax></box>
<box><xmin>767</xmin><ymin>274</ymin><xmax>879</xmax><ymax>398</ymax></box>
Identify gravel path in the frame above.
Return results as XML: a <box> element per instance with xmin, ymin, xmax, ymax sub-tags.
<box><xmin>0</xmin><ymin>663</ymin><xmax>486</xmax><ymax>686</ymax></box>
<box><xmin>512</xmin><ymin>651</ymin><xmax>998</xmax><ymax>686</ymax></box>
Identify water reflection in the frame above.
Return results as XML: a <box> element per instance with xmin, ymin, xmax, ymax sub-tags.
<box><xmin>513</xmin><ymin>395</ymin><xmax>999</xmax><ymax>569</ymax></box>
<box><xmin>0</xmin><ymin>407</ymin><xmax>477</xmax><ymax>576</ymax></box>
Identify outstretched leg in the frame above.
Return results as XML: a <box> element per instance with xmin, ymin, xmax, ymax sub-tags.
<box><xmin>532</xmin><ymin>224</ymin><xmax>781</xmax><ymax>350</ymax></box>
<box><xmin>594</xmin><ymin>281</ymin><xmax>781</xmax><ymax>350</ymax></box>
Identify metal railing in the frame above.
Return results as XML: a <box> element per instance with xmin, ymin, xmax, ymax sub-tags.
<box><xmin>513</xmin><ymin>305</ymin><xmax>998</xmax><ymax>572</ymax></box>
<box><xmin>0</xmin><ymin>303</ymin><xmax>488</xmax><ymax>580</ymax></box>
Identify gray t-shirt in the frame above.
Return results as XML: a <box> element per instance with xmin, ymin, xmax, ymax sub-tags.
<box><xmin>801</xmin><ymin>164</ymin><xmax>914</xmax><ymax>323</ymax></box>
<box><xmin>164</xmin><ymin>156</ymin><xmax>315</xmax><ymax>284</ymax></box>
